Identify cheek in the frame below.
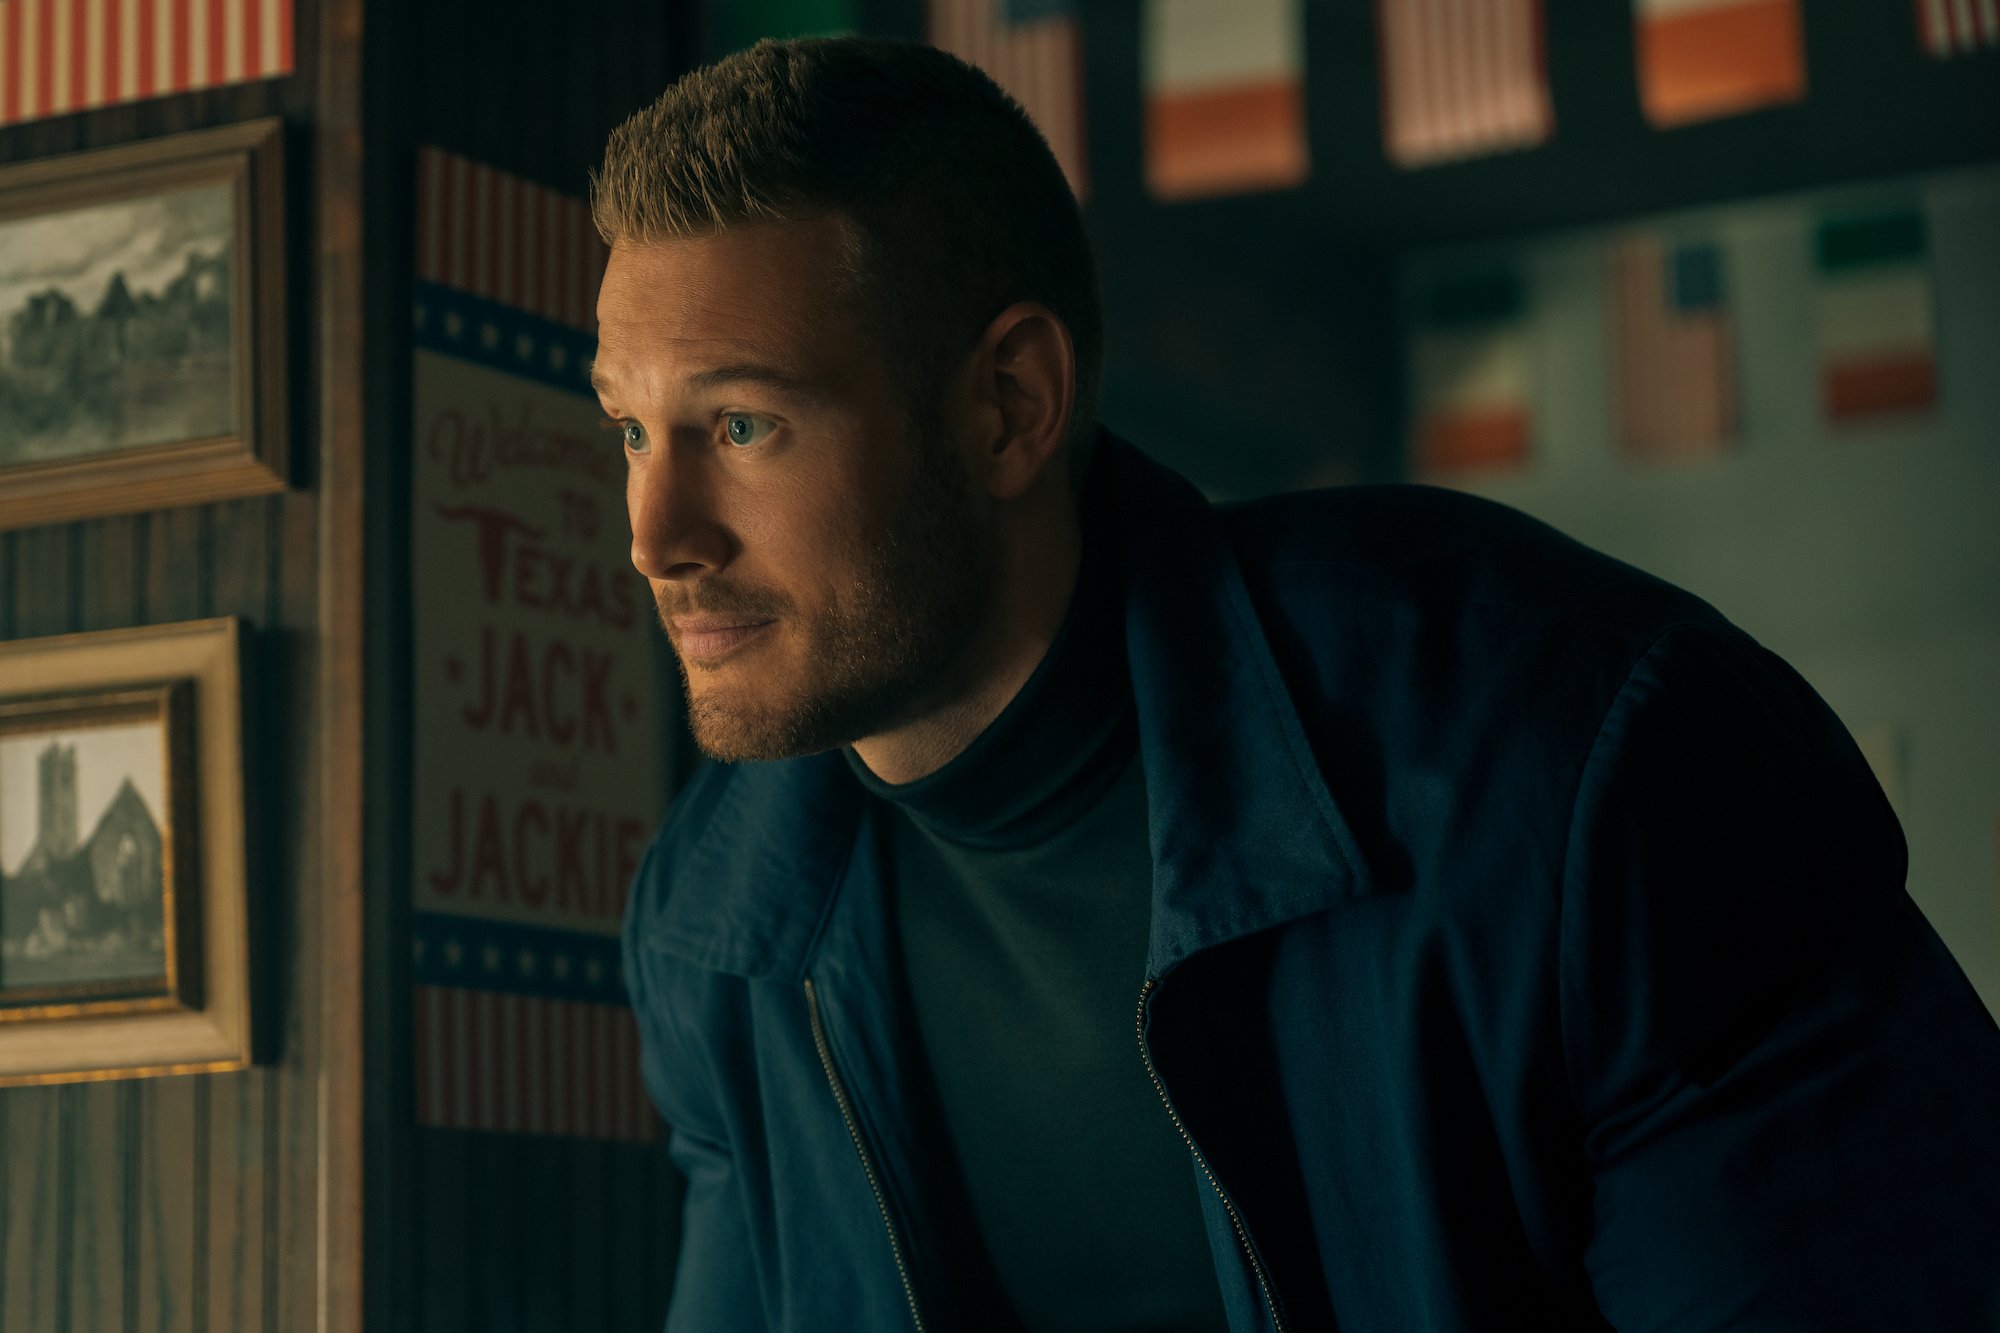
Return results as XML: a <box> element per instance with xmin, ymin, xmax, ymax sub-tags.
<box><xmin>738</xmin><ymin>462</ymin><xmax>879</xmax><ymax>587</ymax></box>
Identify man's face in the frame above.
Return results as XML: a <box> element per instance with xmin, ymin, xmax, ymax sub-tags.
<box><xmin>592</xmin><ymin>216</ymin><xmax>994</xmax><ymax>762</ymax></box>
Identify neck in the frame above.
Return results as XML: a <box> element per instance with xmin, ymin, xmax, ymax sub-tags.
<box><xmin>850</xmin><ymin>498</ymin><xmax>1082</xmax><ymax>785</ymax></box>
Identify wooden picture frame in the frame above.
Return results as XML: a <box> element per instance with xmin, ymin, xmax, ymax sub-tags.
<box><xmin>0</xmin><ymin>618</ymin><xmax>251</xmax><ymax>1086</ymax></box>
<box><xmin>0</xmin><ymin>118</ymin><xmax>287</xmax><ymax>531</ymax></box>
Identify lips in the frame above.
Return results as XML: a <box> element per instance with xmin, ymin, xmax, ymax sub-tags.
<box><xmin>672</xmin><ymin>618</ymin><xmax>776</xmax><ymax>661</ymax></box>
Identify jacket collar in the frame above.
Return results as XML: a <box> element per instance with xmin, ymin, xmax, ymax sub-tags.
<box><xmin>642</xmin><ymin>433</ymin><xmax>1383</xmax><ymax>982</ymax></box>
<box><xmin>1101</xmin><ymin>435</ymin><xmax>1380</xmax><ymax>977</ymax></box>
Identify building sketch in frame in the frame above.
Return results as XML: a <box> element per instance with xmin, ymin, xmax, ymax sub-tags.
<box><xmin>0</xmin><ymin>183</ymin><xmax>236</xmax><ymax>468</ymax></box>
<box><xmin>0</xmin><ymin>713</ymin><xmax>172</xmax><ymax>1000</ymax></box>
<box><xmin>0</xmin><ymin>622</ymin><xmax>242</xmax><ymax>1086</ymax></box>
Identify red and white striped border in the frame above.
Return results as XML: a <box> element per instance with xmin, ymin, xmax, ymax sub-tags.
<box><xmin>1377</xmin><ymin>0</ymin><xmax>1553</xmax><ymax>168</ymax></box>
<box><xmin>928</xmin><ymin>0</ymin><xmax>1089</xmax><ymax>200</ymax></box>
<box><xmin>0</xmin><ymin>0</ymin><xmax>292</xmax><ymax>127</ymax></box>
<box><xmin>1915</xmin><ymin>0</ymin><xmax>2000</xmax><ymax>55</ymax></box>
<box><xmin>413</xmin><ymin>985</ymin><xmax>657</xmax><ymax>1141</ymax></box>
<box><xmin>415</xmin><ymin>145</ymin><xmax>608</xmax><ymax>333</ymax></box>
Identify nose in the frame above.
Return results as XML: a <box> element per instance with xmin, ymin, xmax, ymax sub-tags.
<box><xmin>627</xmin><ymin>444</ymin><xmax>731</xmax><ymax>583</ymax></box>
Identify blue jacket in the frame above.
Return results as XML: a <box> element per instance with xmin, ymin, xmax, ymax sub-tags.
<box><xmin>623</xmin><ymin>435</ymin><xmax>2000</xmax><ymax>1331</ymax></box>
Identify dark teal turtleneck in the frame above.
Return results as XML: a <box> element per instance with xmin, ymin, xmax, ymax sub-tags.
<box><xmin>844</xmin><ymin>529</ymin><xmax>1228</xmax><ymax>1332</ymax></box>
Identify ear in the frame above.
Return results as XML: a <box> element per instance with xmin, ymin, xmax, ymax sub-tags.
<box><xmin>967</xmin><ymin>302</ymin><xmax>1075</xmax><ymax>502</ymax></box>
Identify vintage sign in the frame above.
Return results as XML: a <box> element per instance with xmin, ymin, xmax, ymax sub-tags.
<box><xmin>408</xmin><ymin>148</ymin><xmax>662</xmax><ymax>1140</ymax></box>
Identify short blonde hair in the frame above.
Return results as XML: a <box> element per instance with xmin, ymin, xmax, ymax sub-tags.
<box><xmin>592</xmin><ymin>36</ymin><xmax>1103</xmax><ymax>471</ymax></box>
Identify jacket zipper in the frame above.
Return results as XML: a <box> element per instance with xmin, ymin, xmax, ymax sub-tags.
<box><xmin>1136</xmin><ymin>977</ymin><xmax>1288</xmax><ymax>1333</ymax></box>
<box><xmin>803</xmin><ymin>976</ymin><xmax>929</xmax><ymax>1333</ymax></box>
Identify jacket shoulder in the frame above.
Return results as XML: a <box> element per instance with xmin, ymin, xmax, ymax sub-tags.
<box><xmin>627</xmin><ymin>756</ymin><xmax>731</xmax><ymax>909</ymax></box>
<box><xmin>1210</xmin><ymin>484</ymin><xmax>1753</xmax><ymax>903</ymax></box>
<box><xmin>1218</xmin><ymin>482</ymin><xmax>1725</xmax><ymax>644</ymax></box>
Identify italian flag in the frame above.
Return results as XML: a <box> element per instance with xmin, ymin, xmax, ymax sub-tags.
<box><xmin>1410</xmin><ymin>268</ymin><xmax>1533</xmax><ymax>474</ymax></box>
<box><xmin>1816</xmin><ymin>211</ymin><xmax>1938</xmax><ymax>422</ymax></box>
<box><xmin>712</xmin><ymin>0</ymin><xmax>853</xmax><ymax>52</ymax></box>
<box><xmin>1634</xmin><ymin>0</ymin><xmax>1806</xmax><ymax>128</ymax></box>
<box><xmin>1142</xmin><ymin>0</ymin><xmax>1308</xmax><ymax>201</ymax></box>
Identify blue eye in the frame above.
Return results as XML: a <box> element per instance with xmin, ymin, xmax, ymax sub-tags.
<box><xmin>722</xmin><ymin>413</ymin><xmax>774</xmax><ymax>449</ymax></box>
<box><xmin>621</xmin><ymin>421</ymin><xmax>648</xmax><ymax>453</ymax></box>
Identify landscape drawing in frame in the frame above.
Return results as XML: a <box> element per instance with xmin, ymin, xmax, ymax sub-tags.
<box><xmin>0</xmin><ymin>619</ymin><xmax>252</xmax><ymax>1087</ymax></box>
<box><xmin>0</xmin><ymin>119</ymin><xmax>286</xmax><ymax>531</ymax></box>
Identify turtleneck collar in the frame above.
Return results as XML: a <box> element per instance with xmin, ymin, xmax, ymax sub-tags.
<box><xmin>843</xmin><ymin>485</ymin><xmax>1134</xmax><ymax>850</ymax></box>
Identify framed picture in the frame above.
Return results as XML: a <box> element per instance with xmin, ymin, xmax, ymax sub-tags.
<box><xmin>0</xmin><ymin>619</ymin><xmax>251</xmax><ymax>1086</ymax></box>
<box><xmin>0</xmin><ymin>118</ymin><xmax>286</xmax><ymax>531</ymax></box>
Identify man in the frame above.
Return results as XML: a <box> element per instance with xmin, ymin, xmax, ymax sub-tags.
<box><xmin>596</xmin><ymin>36</ymin><xmax>2000</xmax><ymax>1333</ymax></box>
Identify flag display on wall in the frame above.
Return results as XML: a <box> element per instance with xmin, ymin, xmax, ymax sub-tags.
<box><xmin>409</xmin><ymin>147</ymin><xmax>662</xmax><ymax>1142</ymax></box>
<box><xmin>412</xmin><ymin>920</ymin><xmax>655</xmax><ymax>1140</ymax></box>
<box><xmin>711</xmin><ymin>0</ymin><xmax>853</xmax><ymax>54</ymax></box>
<box><xmin>414</xmin><ymin>146</ymin><xmax>608</xmax><ymax>332</ymax></box>
<box><xmin>1633</xmin><ymin>0</ymin><xmax>1806</xmax><ymax>128</ymax></box>
<box><xmin>1410</xmin><ymin>266</ymin><xmax>1534</xmax><ymax>473</ymax></box>
<box><xmin>1607</xmin><ymin>235</ymin><xmax>1737</xmax><ymax>460</ymax></box>
<box><xmin>1378</xmin><ymin>0</ymin><xmax>1553</xmax><ymax>169</ymax></box>
<box><xmin>1914</xmin><ymin>0</ymin><xmax>2000</xmax><ymax>55</ymax></box>
<box><xmin>929</xmin><ymin>0</ymin><xmax>1088</xmax><ymax>198</ymax></box>
<box><xmin>1142</xmin><ymin>0</ymin><xmax>1307</xmax><ymax>200</ymax></box>
<box><xmin>1815</xmin><ymin>209</ymin><xmax>1938</xmax><ymax>422</ymax></box>
<box><xmin>0</xmin><ymin>0</ymin><xmax>293</xmax><ymax>127</ymax></box>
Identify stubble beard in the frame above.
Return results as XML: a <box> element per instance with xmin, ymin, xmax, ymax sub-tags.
<box><xmin>660</xmin><ymin>428</ymin><xmax>995</xmax><ymax>763</ymax></box>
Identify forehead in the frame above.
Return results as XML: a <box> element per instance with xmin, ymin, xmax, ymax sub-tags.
<box><xmin>592</xmin><ymin>216</ymin><xmax>862</xmax><ymax>389</ymax></box>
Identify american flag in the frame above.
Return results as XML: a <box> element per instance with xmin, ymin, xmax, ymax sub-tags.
<box><xmin>412</xmin><ymin>915</ymin><xmax>655</xmax><ymax>1141</ymax></box>
<box><xmin>1914</xmin><ymin>0</ymin><xmax>1999</xmax><ymax>55</ymax></box>
<box><xmin>927</xmin><ymin>0</ymin><xmax>1088</xmax><ymax>199</ymax></box>
<box><xmin>1607</xmin><ymin>235</ymin><xmax>1737</xmax><ymax>460</ymax></box>
<box><xmin>0</xmin><ymin>0</ymin><xmax>293</xmax><ymax>127</ymax></box>
<box><xmin>1377</xmin><ymin>0</ymin><xmax>1553</xmax><ymax>168</ymax></box>
<box><xmin>414</xmin><ymin>146</ymin><xmax>608</xmax><ymax>334</ymax></box>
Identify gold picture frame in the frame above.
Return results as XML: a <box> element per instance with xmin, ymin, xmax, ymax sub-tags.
<box><xmin>0</xmin><ymin>618</ymin><xmax>251</xmax><ymax>1086</ymax></box>
<box><xmin>0</xmin><ymin>119</ymin><xmax>287</xmax><ymax>531</ymax></box>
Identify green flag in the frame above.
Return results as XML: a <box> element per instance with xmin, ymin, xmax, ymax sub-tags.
<box><xmin>711</xmin><ymin>0</ymin><xmax>855</xmax><ymax>55</ymax></box>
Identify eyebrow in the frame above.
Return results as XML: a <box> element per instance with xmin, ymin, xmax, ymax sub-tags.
<box><xmin>587</xmin><ymin>360</ymin><xmax>824</xmax><ymax>406</ymax></box>
<box><xmin>686</xmin><ymin>363</ymin><xmax>820</xmax><ymax>400</ymax></box>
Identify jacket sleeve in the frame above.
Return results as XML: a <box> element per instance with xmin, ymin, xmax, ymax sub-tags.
<box><xmin>626</xmin><ymin>894</ymin><xmax>769</xmax><ymax>1330</ymax></box>
<box><xmin>1561</xmin><ymin>622</ymin><xmax>2000</xmax><ymax>1331</ymax></box>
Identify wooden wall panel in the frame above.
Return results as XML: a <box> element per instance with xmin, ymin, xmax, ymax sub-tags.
<box><xmin>276</xmin><ymin>503</ymin><xmax>327</xmax><ymax>1332</ymax></box>
<box><xmin>0</xmin><ymin>1089</ymin><xmax>63</xmax><ymax>1330</ymax></box>
<box><xmin>0</xmin><ymin>1</ymin><xmax>340</xmax><ymax>1329</ymax></box>
<box><xmin>0</xmin><ymin>507</ymin><xmax>324</xmax><ymax>1333</ymax></box>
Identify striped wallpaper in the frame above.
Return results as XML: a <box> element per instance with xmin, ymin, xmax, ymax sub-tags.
<box><xmin>0</xmin><ymin>0</ymin><xmax>293</xmax><ymax>127</ymax></box>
